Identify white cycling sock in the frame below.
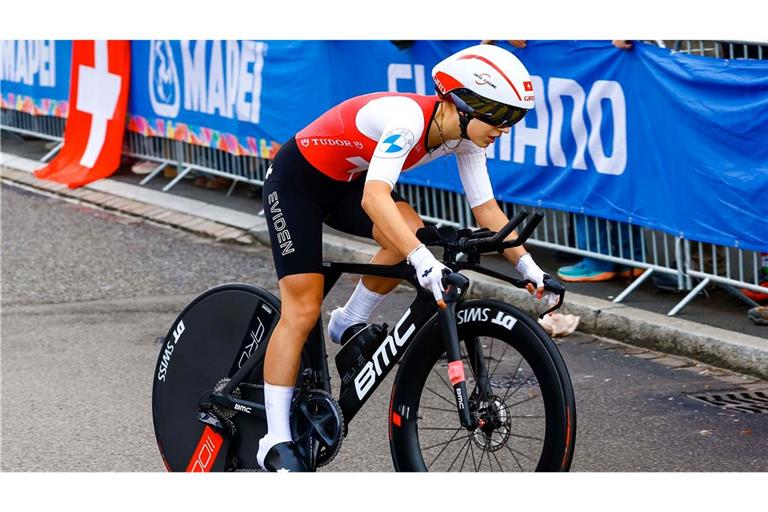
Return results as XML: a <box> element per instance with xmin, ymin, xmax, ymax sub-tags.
<box><xmin>328</xmin><ymin>280</ymin><xmax>386</xmax><ymax>344</ymax></box>
<box><xmin>256</xmin><ymin>382</ymin><xmax>294</xmax><ymax>470</ymax></box>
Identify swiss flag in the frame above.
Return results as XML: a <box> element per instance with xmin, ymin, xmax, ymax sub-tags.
<box><xmin>35</xmin><ymin>40</ymin><xmax>131</xmax><ymax>188</ymax></box>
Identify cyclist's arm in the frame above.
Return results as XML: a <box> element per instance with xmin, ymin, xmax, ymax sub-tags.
<box><xmin>362</xmin><ymin>97</ymin><xmax>426</xmax><ymax>258</ymax></box>
<box><xmin>361</xmin><ymin>181</ymin><xmax>422</xmax><ymax>257</ymax></box>
<box><xmin>456</xmin><ymin>143</ymin><xmax>527</xmax><ymax>265</ymax></box>
<box><xmin>471</xmin><ymin>199</ymin><xmax>528</xmax><ymax>265</ymax></box>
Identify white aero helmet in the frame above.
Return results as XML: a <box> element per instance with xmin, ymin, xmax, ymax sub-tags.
<box><xmin>432</xmin><ymin>44</ymin><xmax>534</xmax><ymax>136</ymax></box>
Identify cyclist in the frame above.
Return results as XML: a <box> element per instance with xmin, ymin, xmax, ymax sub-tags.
<box><xmin>259</xmin><ymin>43</ymin><xmax>560</xmax><ymax>471</ymax></box>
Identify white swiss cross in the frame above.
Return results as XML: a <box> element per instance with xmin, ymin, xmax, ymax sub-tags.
<box><xmin>345</xmin><ymin>156</ymin><xmax>370</xmax><ymax>181</ymax></box>
<box><xmin>76</xmin><ymin>41</ymin><xmax>122</xmax><ymax>168</ymax></box>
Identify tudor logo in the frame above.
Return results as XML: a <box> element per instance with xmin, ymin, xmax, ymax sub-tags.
<box><xmin>300</xmin><ymin>138</ymin><xmax>310</xmax><ymax>147</ymax></box>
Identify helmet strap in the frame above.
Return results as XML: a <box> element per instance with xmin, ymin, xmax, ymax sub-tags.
<box><xmin>457</xmin><ymin>110</ymin><xmax>472</xmax><ymax>140</ymax></box>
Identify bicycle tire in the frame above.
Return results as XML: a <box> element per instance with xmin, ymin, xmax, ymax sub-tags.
<box><xmin>152</xmin><ymin>283</ymin><xmax>303</xmax><ymax>472</ymax></box>
<box><xmin>388</xmin><ymin>299</ymin><xmax>576</xmax><ymax>472</ymax></box>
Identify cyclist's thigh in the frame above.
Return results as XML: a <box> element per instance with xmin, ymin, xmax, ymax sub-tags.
<box><xmin>262</xmin><ymin>139</ymin><xmax>327</xmax><ymax>279</ymax></box>
<box><xmin>324</xmin><ymin>176</ymin><xmax>414</xmax><ymax>240</ymax></box>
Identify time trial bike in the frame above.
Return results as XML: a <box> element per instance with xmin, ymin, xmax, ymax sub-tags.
<box><xmin>152</xmin><ymin>210</ymin><xmax>576</xmax><ymax>472</ymax></box>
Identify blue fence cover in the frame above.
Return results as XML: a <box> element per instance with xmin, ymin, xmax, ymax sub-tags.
<box><xmin>1</xmin><ymin>40</ymin><xmax>72</xmax><ymax>116</ymax></box>
<box><xmin>3</xmin><ymin>40</ymin><xmax>767</xmax><ymax>250</ymax></box>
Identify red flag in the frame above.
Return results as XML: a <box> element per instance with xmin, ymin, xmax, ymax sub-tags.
<box><xmin>35</xmin><ymin>40</ymin><xmax>131</xmax><ymax>188</ymax></box>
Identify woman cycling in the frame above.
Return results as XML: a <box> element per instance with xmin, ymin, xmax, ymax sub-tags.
<box><xmin>258</xmin><ymin>43</ymin><xmax>560</xmax><ymax>471</ymax></box>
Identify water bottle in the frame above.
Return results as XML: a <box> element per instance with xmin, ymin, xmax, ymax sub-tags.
<box><xmin>335</xmin><ymin>323</ymin><xmax>389</xmax><ymax>385</ymax></box>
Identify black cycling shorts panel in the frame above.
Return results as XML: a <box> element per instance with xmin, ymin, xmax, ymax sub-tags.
<box><xmin>262</xmin><ymin>136</ymin><xmax>408</xmax><ymax>279</ymax></box>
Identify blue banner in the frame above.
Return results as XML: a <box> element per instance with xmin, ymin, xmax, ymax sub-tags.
<box><xmin>3</xmin><ymin>40</ymin><xmax>767</xmax><ymax>251</ymax></box>
<box><xmin>127</xmin><ymin>40</ymin><xmax>336</xmax><ymax>157</ymax></box>
<box><xmin>0</xmin><ymin>40</ymin><xmax>72</xmax><ymax>117</ymax></box>
<box><xmin>338</xmin><ymin>40</ymin><xmax>768</xmax><ymax>251</ymax></box>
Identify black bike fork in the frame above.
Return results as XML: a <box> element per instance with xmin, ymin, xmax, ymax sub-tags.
<box><xmin>437</xmin><ymin>273</ymin><xmax>476</xmax><ymax>430</ymax></box>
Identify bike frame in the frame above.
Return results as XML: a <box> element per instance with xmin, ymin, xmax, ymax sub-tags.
<box><xmin>210</xmin><ymin>259</ymin><xmax>481</xmax><ymax>430</ymax></box>
<box><xmin>209</xmin><ymin>210</ymin><xmax>562</xmax><ymax>433</ymax></box>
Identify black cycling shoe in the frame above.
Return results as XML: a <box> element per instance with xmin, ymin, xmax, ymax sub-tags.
<box><xmin>262</xmin><ymin>441</ymin><xmax>311</xmax><ymax>472</ymax></box>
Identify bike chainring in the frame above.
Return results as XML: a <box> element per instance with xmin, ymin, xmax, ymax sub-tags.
<box><xmin>290</xmin><ymin>389</ymin><xmax>345</xmax><ymax>469</ymax></box>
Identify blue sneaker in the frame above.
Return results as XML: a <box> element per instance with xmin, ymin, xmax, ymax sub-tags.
<box><xmin>557</xmin><ymin>258</ymin><xmax>616</xmax><ymax>282</ymax></box>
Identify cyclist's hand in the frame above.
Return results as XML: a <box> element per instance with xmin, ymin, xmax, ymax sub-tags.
<box><xmin>516</xmin><ymin>254</ymin><xmax>559</xmax><ymax>309</ymax></box>
<box><xmin>408</xmin><ymin>245</ymin><xmax>450</xmax><ymax>305</ymax></box>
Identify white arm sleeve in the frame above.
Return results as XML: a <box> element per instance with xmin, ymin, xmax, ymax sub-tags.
<box><xmin>456</xmin><ymin>143</ymin><xmax>494</xmax><ymax>208</ymax></box>
<box><xmin>363</xmin><ymin>97</ymin><xmax>425</xmax><ymax>189</ymax></box>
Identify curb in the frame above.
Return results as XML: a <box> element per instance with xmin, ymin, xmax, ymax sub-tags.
<box><xmin>1</xmin><ymin>153</ymin><xmax>265</xmax><ymax>245</ymax></box>
<box><xmin>2</xmin><ymin>153</ymin><xmax>766</xmax><ymax>380</ymax></box>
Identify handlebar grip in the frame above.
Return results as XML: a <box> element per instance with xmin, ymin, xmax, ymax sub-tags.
<box><xmin>538</xmin><ymin>274</ymin><xmax>566</xmax><ymax>319</ymax></box>
<box><xmin>441</xmin><ymin>272</ymin><xmax>469</xmax><ymax>304</ymax></box>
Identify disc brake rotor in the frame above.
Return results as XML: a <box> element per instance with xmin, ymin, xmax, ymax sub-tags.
<box><xmin>471</xmin><ymin>395</ymin><xmax>511</xmax><ymax>451</ymax></box>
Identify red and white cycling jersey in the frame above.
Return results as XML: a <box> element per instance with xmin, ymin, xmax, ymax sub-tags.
<box><xmin>295</xmin><ymin>92</ymin><xmax>495</xmax><ymax>208</ymax></box>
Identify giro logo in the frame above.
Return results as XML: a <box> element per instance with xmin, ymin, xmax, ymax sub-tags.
<box><xmin>148</xmin><ymin>40</ymin><xmax>180</xmax><ymax>118</ymax></box>
<box><xmin>375</xmin><ymin>128</ymin><xmax>415</xmax><ymax>159</ymax></box>
<box><xmin>474</xmin><ymin>73</ymin><xmax>497</xmax><ymax>89</ymax></box>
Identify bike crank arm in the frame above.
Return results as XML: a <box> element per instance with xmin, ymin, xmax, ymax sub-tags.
<box><xmin>437</xmin><ymin>273</ymin><xmax>476</xmax><ymax>430</ymax></box>
<box><xmin>207</xmin><ymin>393</ymin><xmax>266</xmax><ymax>420</ymax></box>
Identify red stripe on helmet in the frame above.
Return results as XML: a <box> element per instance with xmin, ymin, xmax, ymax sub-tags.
<box><xmin>458</xmin><ymin>54</ymin><xmax>523</xmax><ymax>101</ymax></box>
<box><xmin>434</xmin><ymin>71</ymin><xmax>464</xmax><ymax>95</ymax></box>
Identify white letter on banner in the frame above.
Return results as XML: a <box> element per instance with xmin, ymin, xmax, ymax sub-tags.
<box><xmin>547</xmin><ymin>77</ymin><xmax>589</xmax><ymax>170</ymax></box>
<box><xmin>225</xmin><ymin>41</ymin><xmax>240</xmax><ymax>119</ymax></box>
<box><xmin>413</xmin><ymin>64</ymin><xmax>426</xmax><ymax>95</ymax></box>
<box><xmin>207</xmin><ymin>41</ymin><xmax>226</xmax><ymax>116</ymax></box>
<box><xmin>15</xmin><ymin>41</ymin><xmax>27</xmax><ymax>85</ymax></box>
<box><xmin>27</xmin><ymin>41</ymin><xmax>40</xmax><ymax>85</ymax></box>
<box><xmin>387</xmin><ymin>64</ymin><xmax>412</xmax><ymax>92</ymax></box>
<box><xmin>181</xmin><ymin>40</ymin><xmax>207</xmax><ymax>113</ymax></box>
<box><xmin>586</xmin><ymin>80</ymin><xmax>627</xmax><ymax>175</ymax></box>
<box><xmin>1</xmin><ymin>41</ymin><xmax>14</xmax><ymax>81</ymax></box>
<box><xmin>513</xmin><ymin>75</ymin><xmax>548</xmax><ymax>166</ymax></box>
<box><xmin>39</xmin><ymin>41</ymin><xmax>51</xmax><ymax>86</ymax></box>
<box><xmin>46</xmin><ymin>41</ymin><xmax>56</xmax><ymax>87</ymax></box>
<box><xmin>249</xmin><ymin>42</ymin><xmax>266</xmax><ymax>124</ymax></box>
<box><xmin>236</xmin><ymin>41</ymin><xmax>254</xmax><ymax>122</ymax></box>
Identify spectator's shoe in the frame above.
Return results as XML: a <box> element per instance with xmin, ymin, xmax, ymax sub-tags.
<box><xmin>617</xmin><ymin>266</ymin><xmax>644</xmax><ymax>278</ymax></box>
<box><xmin>741</xmin><ymin>281</ymin><xmax>768</xmax><ymax>303</ymax></box>
<box><xmin>262</xmin><ymin>441</ymin><xmax>311</xmax><ymax>472</ymax></box>
<box><xmin>748</xmin><ymin>306</ymin><xmax>768</xmax><ymax>326</ymax></box>
<box><xmin>557</xmin><ymin>259</ymin><xmax>616</xmax><ymax>282</ymax></box>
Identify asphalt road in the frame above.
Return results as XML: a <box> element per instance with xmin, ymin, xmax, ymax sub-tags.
<box><xmin>2</xmin><ymin>183</ymin><xmax>767</xmax><ymax>472</ymax></box>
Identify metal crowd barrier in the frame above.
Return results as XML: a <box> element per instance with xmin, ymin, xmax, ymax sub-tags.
<box><xmin>0</xmin><ymin>109</ymin><xmax>65</xmax><ymax>162</ymax></box>
<box><xmin>395</xmin><ymin>183</ymin><xmax>767</xmax><ymax>315</ymax></box>
<box><xmin>2</xmin><ymin>39</ymin><xmax>766</xmax><ymax>316</ymax></box>
<box><xmin>663</xmin><ymin>40</ymin><xmax>767</xmax><ymax>60</ymax></box>
<box><xmin>122</xmin><ymin>131</ymin><xmax>270</xmax><ymax>195</ymax></box>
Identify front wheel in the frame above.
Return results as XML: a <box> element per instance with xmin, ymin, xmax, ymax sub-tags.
<box><xmin>389</xmin><ymin>299</ymin><xmax>576</xmax><ymax>472</ymax></box>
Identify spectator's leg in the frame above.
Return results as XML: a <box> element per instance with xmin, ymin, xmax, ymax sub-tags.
<box><xmin>557</xmin><ymin>214</ymin><xmax>616</xmax><ymax>282</ymax></box>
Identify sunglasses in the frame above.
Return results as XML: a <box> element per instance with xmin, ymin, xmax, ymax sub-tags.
<box><xmin>449</xmin><ymin>90</ymin><xmax>529</xmax><ymax>128</ymax></box>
